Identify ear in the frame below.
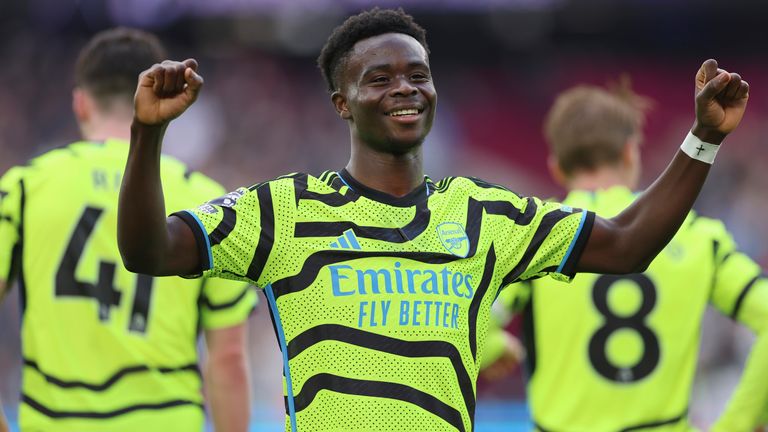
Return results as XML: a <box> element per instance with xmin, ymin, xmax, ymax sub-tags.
<box><xmin>547</xmin><ymin>155</ymin><xmax>568</xmax><ymax>188</ymax></box>
<box><xmin>72</xmin><ymin>87</ymin><xmax>91</xmax><ymax>124</ymax></box>
<box><xmin>621</xmin><ymin>137</ymin><xmax>642</xmax><ymax>188</ymax></box>
<box><xmin>331</xmin><ymin>91</ymin><xmax>352</xmax><ymax>120</ymax></box>
<box><xmin>621</xmin><ymin>137</ymin><xmax>641</xmax><ymax>168</ymax></box>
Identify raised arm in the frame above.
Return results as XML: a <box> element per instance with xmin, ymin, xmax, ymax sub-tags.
<box><xmin>118</xmin><ymin>59</ymin><xmax>204</xmax><ymax>276</ymax></box>
<box><xmin>577</xmin><ymin>59</ymin><xmax>749</xmax><ymax>273</ymax></box>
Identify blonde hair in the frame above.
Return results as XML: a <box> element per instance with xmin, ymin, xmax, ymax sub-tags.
<box><xmin>543</xmin><ymin>76</ymin><xmax>652</xmax><ymax>177</ymax></box>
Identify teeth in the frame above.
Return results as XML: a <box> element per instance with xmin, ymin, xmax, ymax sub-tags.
<box><xmin>389</xmin><ymin>108</ymin><xmax>419</xmax><ymax>117</ymax></box>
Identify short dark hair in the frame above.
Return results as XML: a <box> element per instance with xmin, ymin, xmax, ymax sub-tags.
<box><xmin>75</xmin><ymin>27</ymin><xmax>166</xmax><ymax>110</ymax></box>
<box><xmin>317</xmin><ymin>7</ymin><xmax>428</xmax><ymax>92</ymax></box>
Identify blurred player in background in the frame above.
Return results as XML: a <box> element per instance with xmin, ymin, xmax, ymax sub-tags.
<box><xmin>0</xmin><ymin>28</ymin><xmax>256</xmax><ymax>431</ymax></box>
<box><xmin>492</xmin><ymin>80</ymin><xmax>768</xmax><ymax>431</ymax></box>
<box><xmin>0</xmin><ymin>401</ymin><xmax>6</xmax><ymax>432</ymax></box>
<box><xmin>116</xmin><ymin>7</ymin><xmax>748</xmax><ymax>432</ymax></box>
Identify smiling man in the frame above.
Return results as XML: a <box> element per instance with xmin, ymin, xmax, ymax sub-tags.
<box><xmin>117</xmin><ymin>8</ymin><xmax>749</xmax><ymax>432</ymax></box>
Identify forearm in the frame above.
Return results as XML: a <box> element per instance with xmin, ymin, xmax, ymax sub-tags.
<box><xmin>118</xmin><ymin>122</ymin><xmax>172</xmax><ymax>274</ymax></box>
<box><xmin>579</xmin><ymin>131</ymin><xmax>715</xmax><ymax>273</ymax></box>
<box><xmin>205</xmin><ymin>353</ymin><xmax>251</xmax><ymax>432</ymax></box>
<box><xmin>614</xmin><ymin>146</ymin><xmax>710</xmax><ymax>268</ymax></box>
<box><xmin>480</xmin><ymin>321</ymin><xmax>508</xmax><ymax>369</ymax></box>
<box><xmin>578</xmin><ymin>60</ymin><xmax>748</xmax><ymax>274</ymax></box>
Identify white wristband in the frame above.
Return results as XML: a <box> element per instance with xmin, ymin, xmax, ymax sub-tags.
<box><xmin>680</xmin><ymin>131</ymin><xmax>720</xmax><ymax>164</ymax></box>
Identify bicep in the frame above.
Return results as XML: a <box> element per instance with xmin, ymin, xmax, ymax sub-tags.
<box><xmin>161</xmin><ymin>215</ymin><xmax>202</xmax><ymax>276</ymax></box>
<box><xmin>576</xmin><ymin>215</ymin><xmax>633</xmax><ymax>274</ymax></box>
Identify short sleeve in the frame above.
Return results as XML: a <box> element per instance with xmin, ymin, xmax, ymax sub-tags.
<box><xmin>172</xmin><ymin>180</ymin><xmax>288</xmax><ymax>288</ymax></box>
<box><xmin>0</xmin><ymin>167</ymin><xmax>24</xmax><ymax>284</ymax></box>
<box><xmin>199</xmin><ymin>277</ymin><xmax>258</xmax><ymax>330</ymax></box>
<box><xmin>701</xmin><ymin>218</ymin><xmax>768</xmax><ymax>331</ymax></box>
<box><xmin>699</xmin><ymin>218</ymin><xmax>768</xmax><ymax>431</ymax></box>
<box><xmin>498</xmin><ymin>195</ymin><xmax>595</xmax><ymax>285</ymax></box>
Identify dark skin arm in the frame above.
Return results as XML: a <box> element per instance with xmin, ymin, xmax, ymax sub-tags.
<box><xmin>118</xmin><ymin>59</ymin><xmax>202</xmax><ymax>276</ymax></box>
<box><xmin>577</xmin><ymin>59</ymin><xmax>749</xmax><ymax>273</ymax></box>
<box><xmin>119</xmin><ymin>59</ymin><xmax>748</xmax><ymax>277</ymax></box>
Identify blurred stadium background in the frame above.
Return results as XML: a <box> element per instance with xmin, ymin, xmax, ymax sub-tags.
<box><xmin>1</xmin><ymin>0</ymin><xmax>767</xmax><ymax>430</ymax></box>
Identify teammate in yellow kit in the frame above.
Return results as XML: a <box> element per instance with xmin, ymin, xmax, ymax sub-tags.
<box><xmin>0</xmin><ymin>28</ymin><xmax>256</xmax><ymax>431</ymax></box>
<box><xmin>494</xmin><ymin>80</ymin><xmax>768</xmax><ymax>431</ymax></box>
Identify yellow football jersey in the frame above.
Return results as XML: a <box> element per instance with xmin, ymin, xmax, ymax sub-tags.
<box><xmin>176</xmin><ymin>170</ymin><xmax>595</xmax><ymax>432</ymax></box>
<box><xmin>0</xmin><ymin>139</ymin><xmax>256</xmax><ymax>432</ymax></box>
<box><xmin>498</xmin><ymin>186</ymin><xmax>768</xmax><ymax>431</ymax></box>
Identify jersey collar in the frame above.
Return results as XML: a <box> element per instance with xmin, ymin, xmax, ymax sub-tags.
<box><xmin>337</xmin><ymin>169</ymin><xmax>433</xmax><ymax>208</ymax></box>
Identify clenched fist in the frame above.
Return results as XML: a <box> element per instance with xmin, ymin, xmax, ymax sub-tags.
<box><xmin>134</xmin><ymin>58</ymin><xmax>204</xmax><ymax>126</ymax></box>
<box><xmin>692</xmin><ymin>59</ymin><xmax>749</xmax><ymax>144</ymax></box>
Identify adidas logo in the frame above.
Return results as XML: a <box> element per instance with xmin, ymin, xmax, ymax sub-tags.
<box><xmin>330</xmin><ymin>229</ymin><xmax>362</xmax><ymax>250</ymax></box>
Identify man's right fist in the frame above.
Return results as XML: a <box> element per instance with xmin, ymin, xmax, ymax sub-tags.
<box><xmin>692</xmin><ymin>58</ymin><xmax>749</xmax><ymax>144</ymax></box>
<box><xmin>134</xmin><ymin>58</ymin><xmax>203</xmax><ymax>126</ymax></box>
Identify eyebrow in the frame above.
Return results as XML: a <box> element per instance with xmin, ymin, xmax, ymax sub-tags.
<box><xmin>361</xmin><ymin>61</ymin><xmax>429</xmax><ymax>76</ymax></box>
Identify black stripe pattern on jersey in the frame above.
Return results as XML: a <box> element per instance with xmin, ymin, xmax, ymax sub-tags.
<box><xmin>500</xmin><ymin>209</ymin><xmax>583</xmax><ymax>286</ymax></box>
<box><xmin>293</xmin><ymin>173</ymin><xmax>308</xmax><ymax>205</ymax></box>
<box><xmin>534</xmin><ymin>408</ymin><xmax>687</xmax><ymax>431</ymax></box>
<box><xmin>293</xmin><ymin>193</ymin><xmax>493</xmax><ymax>251</ymax></box>
<box><xmin>522</xmin><ymin>291</ymin><xmax>537</xmax><ymax>376</ymax></box>
<box><xmin>209</xmin><ymin>207</ymin><xmax>236</xmax><ymax>247</ymax></box>
<box><xmin>246</xmin><ymin>173</ymin><xmax>304</xmax><ymax>193</ymax></box>
<box><xmin>621</xmin><ymin>410</ymin><xmax>687</xmax><ymax>431</ymax></box>
<box><xmin>246</xmin><ymin>183</ymin><xmax>275</xmax><ymax>282</ymax></box>
<box><xmin>467</xmin><ymin>246</ymin><xmax>496</xmax><ymax>361</ymax></box>
<box><xmin>287</xmin><ymin>324</ymin><xmax>475</xmax><ymax>428</ymax></box>
<box><xmin>300</xmin><ymin>173</ymin><xmax>361</xmax><ymax>206</ymax></box>
<box><xmin>731</xmin><ymin>273</ymin><xmax>765</xmax><ymax>319</ymax></box>
<box><xmin>274</xmin><ymin>197</ymin><xmax>487</xmax><ymax>300</ymax></box>
<box><xmin>330</xmin><ymin>175</ymin><xmax>350</xmax><ymax>193</ymax></box>
<box><xmin>269</xmin><ymin>179</ymin><xmax>591</xmax><ymax>431</ymax></box>
<box><xmin>14</xmin><ymin>179</ymin><xmax>27</xmax><ymax>313</ymax></box>
<box><xmin>481</xmin><ymin>197</ymin><xmax>537</xmax><ymax>225</ymax></box>
<box><xmin>128</xmin><ymin>274</ymin><xmax>153</xmax><ymax>333</ymax></box>
<box><xmin>300</xmin><ymin>190</ymin><xmax>358</xmax><ymax>207</ymax></box>
<box><xmin>291</xmin><ymin>374</ymin><xmax>466</xmax><ymax>432</ymax></box>
<box><xmin>0</xmin><ymin>189</ymin><xmax>8</xmax><ymax>221</ymax></box>
<box><xmin>22</xmin><ymin>394</ymin><xmax>203</xmax><ymax>419</ymax></box>
<box><xmin>434</xmin><ymin>177</ymin><xmax>456</xmax><ymax>193</ymax></box>
<box><xmin>294</xmin><ymin>200</ymin><xmax>431</xmax><ymax>242</ymax></box>
<box><xmin>467</xmin><ymin>177</ymin><xmax>516</xmax><ymax>193</ymax></box>
<box><xmin>23</xmin><ymin>358</ymin><xmax>199</xmax><ymax>391</ymax></box>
